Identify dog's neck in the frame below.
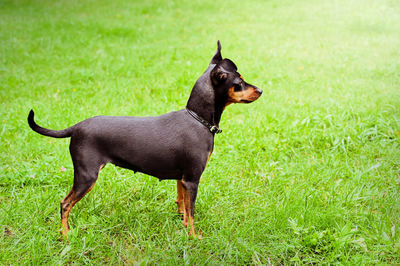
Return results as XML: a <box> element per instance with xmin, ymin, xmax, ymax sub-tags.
<box><xmin>186</xmin><ymin>66</ymin><xmax>226</xmax><ymax>127</ymax></box>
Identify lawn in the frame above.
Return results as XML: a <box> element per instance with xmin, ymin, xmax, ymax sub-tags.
<box><xmin>1</xmin><ymin>0</ymin><xmax>399</xmax><ymax>264</ymax></box>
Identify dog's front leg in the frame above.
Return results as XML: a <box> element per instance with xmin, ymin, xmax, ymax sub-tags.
<box><xmin>181</xmin><ymin>180</ymin><xmax>199</xmax><ymax>238</ymax></box>
<box><xmin>175</xmin><ymin>180</ymin><xmax>185</xmax><ymax>214</ymax></box>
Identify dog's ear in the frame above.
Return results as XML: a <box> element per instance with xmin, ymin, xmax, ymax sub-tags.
<box><xmin>210</xmin><ymin>40</ymin><xmax>222</xmax><ymax>64</ymax></box>
<box><xmin>210</xmin><ymin>63</ymin><xmax>228</xmax><ymax>85</ymax></box>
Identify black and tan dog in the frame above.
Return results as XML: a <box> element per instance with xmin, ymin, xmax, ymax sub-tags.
<box><xmin>28</xmin><ymin>41</ymin><xmax>262</xmax><ymax>238</ymax></box>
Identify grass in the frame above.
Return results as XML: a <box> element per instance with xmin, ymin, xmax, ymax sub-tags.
<box><xmin>1</xmin><ymin>0</ymin><xmax>400</xmax><ymax>264</ymax></box>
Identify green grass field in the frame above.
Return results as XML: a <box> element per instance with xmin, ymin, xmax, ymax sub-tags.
<box><xmin>1</xmin><ymin>0</ymin><xmax>400</xmax><ymax>264</ymax></box>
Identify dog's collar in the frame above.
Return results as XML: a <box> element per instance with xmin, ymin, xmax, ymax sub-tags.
<box><xmin>186</xmin><ymin>108</ymin><xmax>222</xmax><ymax>134</ymax></box>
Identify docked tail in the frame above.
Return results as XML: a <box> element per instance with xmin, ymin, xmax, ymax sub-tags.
<box><xmin>28</xmin><ymin>110</ymin><xmax>73</xmax><ymax>138</ymax></box>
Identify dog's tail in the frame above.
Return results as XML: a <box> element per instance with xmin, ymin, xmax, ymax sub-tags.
<box><xmin>28</xmin><ymin>110</ymin><xmax>73</xmax><ymax>138</ymax></box>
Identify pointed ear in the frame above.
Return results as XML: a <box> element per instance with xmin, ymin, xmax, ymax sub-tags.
<box><xmin>210</xmin><ymin>40</ymin><xmax>222</xmax><ymax>64</ymax></box>
<box><xmin>210</xmin><ymin>63</ymin><xmax>228</xmax><ymax>85</ymax></box>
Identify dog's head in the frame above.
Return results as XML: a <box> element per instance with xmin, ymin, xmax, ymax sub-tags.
<box><xmin>209</xmin><ymin>41</ymin><xmax>262</xmax><ymax>106</ymax></box>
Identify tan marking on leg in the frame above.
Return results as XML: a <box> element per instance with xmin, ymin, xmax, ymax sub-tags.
<box><xmin>175</xmin><ymin>180</ymin><xmax>184</xmax><ymax>214</ymax></box>
<box><xmin>182</xmin><ymin>183</ymin><xmax>189</xmax><ymax>228</ymax></box>
<box><xmin>188</xmin><ymin>215</ymin><xmax>196</xmax><ymax>238</ymax></box>
<box><xmin>61</xmin><ymin>207</ymin><xmax>71</xmax><ymax>235</ymax></box>
<box><xmin>60</xmin><ymin>171</ymin><xmax>100</xmax><ymax>237</ymax></box>
<box><xmin>60</xmin><ymin>190</ymin><xmax>74</xmax><ymax>236</ymax></box>
<box><xmin>182</xmin><ymin>182</ymin><xmax>197</xmax><ymax>238</ymax></box>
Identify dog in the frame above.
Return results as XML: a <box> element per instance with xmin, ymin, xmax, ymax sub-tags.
<box><xmin>28</xmin><ymin>41</ymin><xmax>262</xmax><ymax>238</ymax></box>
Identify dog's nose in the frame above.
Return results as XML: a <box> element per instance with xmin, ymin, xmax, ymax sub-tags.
<box><xmin>257</xmin><ymin>88</ymin><xmax>263</xmax><ymax>95</ymax></box>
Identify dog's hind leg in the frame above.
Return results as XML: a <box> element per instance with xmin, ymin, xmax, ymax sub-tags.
<box><xmin>60</xmin><ymin>189</ymin><xmax>74</xmax><ymax>235</ymax></box>
<box><xmin>60</xmin><ymin>149</ymin><xmax>105</xmax><ymax>236</ymax></box>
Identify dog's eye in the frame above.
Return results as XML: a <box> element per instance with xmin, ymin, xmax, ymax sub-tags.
<box><xmin>233</xmin><ymin>84</ymin><xmax>242</xmax><ymax>92</ymax></box>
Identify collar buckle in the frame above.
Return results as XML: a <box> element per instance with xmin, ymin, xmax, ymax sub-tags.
<box><xmin>210</xmin><ymin>125</ymin><xmax>222</xmax><ymax>134</ymax></box>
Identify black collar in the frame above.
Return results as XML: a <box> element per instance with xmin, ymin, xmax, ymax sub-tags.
<box><xmin>186</xmin><ymin>108</ymin><xmax>222</xmax><ymax>134</ymax></box>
